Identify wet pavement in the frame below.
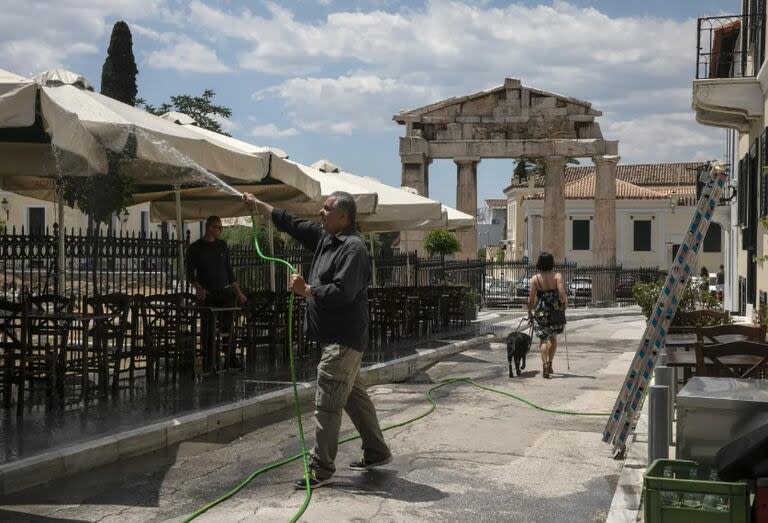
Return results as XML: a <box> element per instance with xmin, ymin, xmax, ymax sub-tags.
<box><xmin>0</xmin><ymin>314</ymin><xmax>644</xmax><ymax>522</ymax></box>
<box><xmin>0</xmin><ymin>318</ymin><xmax>503</xmax><ymax>465</ymax></box>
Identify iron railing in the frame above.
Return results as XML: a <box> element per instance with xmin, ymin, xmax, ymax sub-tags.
<box><xmin>0</xmin><ymin>228</ymin><xmax>664</xmax><ymax>309</ymax></box>
<box><xmin>697</xmin><ymin>13</ymin><xmax>765</xmax><ymax>79</ymax></box>
<box><xmin>0</xmin><ymin>225</ymin><xmax>186</xmax><ymax>304</ymax></box>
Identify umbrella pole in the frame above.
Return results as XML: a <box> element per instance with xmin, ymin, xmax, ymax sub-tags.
<box><xmin>56</xmin><ymin>190</ymin><xmax>66</xmax><ymax>296</ymax></box>
<box><xmin>268</xmin><ymin>221</ymin><xmax>276</xmax><ymax>292</ymax></box>
<box><xmin>405</xmin><ymin>249</ymin><xmax>410</xmax><ymax>287</ymax></box>
<box><xmin>174</xmin><ymin>185</ymin><xmax>185</xmax><ymax>289</ymax></box>
<box><xmin>369</xmin><ymin>234</ymin><xmax>378</xmax><ymax>288</ymax></box>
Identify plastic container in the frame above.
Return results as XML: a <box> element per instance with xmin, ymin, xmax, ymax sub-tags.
<box><xmin>644</xmin><ymin>459</ymin><xmax>750</xmax><ymax>523</ymax></box>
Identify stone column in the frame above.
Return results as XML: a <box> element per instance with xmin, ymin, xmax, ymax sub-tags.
<box><xmin>593</xmin><ymin>154</ymin><xmax>620</xmax><ymax>306</ymax></box>
<box><xmin>455</xmin><ymin>157</ymin><xmax>480</xmax><ymax>260</ymax></box>
<box><xmin>400</xmin><ymin>152</ymin><xmax>431</xmax><ymax>255</ymax></box>
<box><xmin>401</xmin><ymin>152</ymin><xmax>431</xmax><ymax>196</ymax></box>
<box><xmin>593</xmin><ymin>155</ymin><xmax>620</xmax><ymax>265</ymax></box>
<box><xmin>529</xmin><ymin>214</ymin><xmax>543</xmax><ymax>263</ymax></box>
<box><xmin>542</xmin><ymin>156</ymin><xmax>568</xmax><ymax>262</ymax></box>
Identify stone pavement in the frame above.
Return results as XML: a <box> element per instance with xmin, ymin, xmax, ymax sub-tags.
<box><xmin>0</xmin><ymin>314</ymin><xmax>646</xmax><ymax>522</ymax></box>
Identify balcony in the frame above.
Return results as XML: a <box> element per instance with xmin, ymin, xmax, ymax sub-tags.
<box><xmin>693</xmin><ymin>14</ymin><xmax>765</xmax><ymax>131</ymax></box>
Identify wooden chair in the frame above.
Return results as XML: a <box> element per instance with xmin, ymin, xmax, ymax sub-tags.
<box><xmin>137</xmin><ymin>293</ymin><xmax>198</xmax><ymax>383</ymax></box>
<box><xmin>26</xmin><ymin>294</ymin><xmax>75</xmax><ymax>405</ymax></box>
<box><xmin>0</xmin><ymin>299</ymin><xmax>29</xmax><ymax>416</ymax></box>
<box><xmin>237</xmin><ymin>291</ymin><xmax>282</xmax><ymax>367</ymax></box>
<box><xmin>83</xmin><ymin>293</ymin><xmax>131</xmax><ymax>394</ymax></box>
<box><xmin>696</xmin><ymin>323</ymin><xmax>767</xmax><ymax>345</ymax></box>
<box><xmin>695</xmin><ymin>340</ymin><xmax>768</xmax><ymax>379</ymax></box>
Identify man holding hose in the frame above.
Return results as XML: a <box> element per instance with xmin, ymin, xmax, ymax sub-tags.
<box><xmin>243</xmin><ymin>191</ymin><xmax>391</xmax><ymax>489</ymax></box>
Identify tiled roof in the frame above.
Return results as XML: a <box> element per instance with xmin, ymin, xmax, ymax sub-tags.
<box><xmin>508</xmin><ymin>161</ymin><xmax>705</xmax><ymax>190</ymax></box>
<box><xmin>524</xmin><ymin>174</ymin><xmax>669</xmax><ymax>200</ymax></box>
<box><xmin>485</xmin><ymin>198</ymin><xmax>507</xmax><ymax>208</ymax></box>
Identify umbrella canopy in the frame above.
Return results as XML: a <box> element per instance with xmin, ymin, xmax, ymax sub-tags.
<box><xmin>160</xmin><ymin>112</ymin><xmax>289</xmax><ymax>159</ymax></box>
<box><xmin>0</xmin><ymin>69</ymin><xmax>37</xmax><ymax>128</ymax></box>
<box><xmin>141</xmin><ymin>164</ymin><xmax>380</xmax><ymax>222</ymax></box>
<box><xmin>0</xmin><ymin>69</ymin><xmax>272</xmax><ymax>186</ymax></box>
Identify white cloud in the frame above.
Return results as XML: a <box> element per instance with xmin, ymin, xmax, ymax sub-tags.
<box><xmin>0</xmin><ymin>0</ymin><xmax>165</xmax><ymax>75</ymax></box>
<box><xmin>605</xmin><ymin>112</ymin><xmax>724</xmax><ymax>163</ymax></box>
<box><xmin>214</xmin><ymin>115</ymin><xmax>240</xmax><ymax>134</ymax></box>
<box><xmin>254</xmin><ymin>75</ymin><xmax>444</xmax><ymax>134</ymax></box>
<box><xmin>183</xmin><ymin>0</ymin><xmax>718</xmax><ymax>160</ymax></box>
<box><xmin>147</xmin><ymin>37</ymin><xmax>230</xmax><ymax>73</ymax></box>
<box><xmin>250</xmin><ymin>123</ymin><xmax>299</xmax><ymax>138</ymax></box>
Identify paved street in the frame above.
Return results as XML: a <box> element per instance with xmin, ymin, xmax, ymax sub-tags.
<box><xmin>0</xmin><ymin>315</ymin><xmax>645</xmax><ymax>523</ymax></box>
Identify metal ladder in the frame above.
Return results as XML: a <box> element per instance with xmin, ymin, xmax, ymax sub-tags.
<box><xmin>602</xmin><ymin>162</ymin><xmax>729</xmax><ymax>453</ymax></box>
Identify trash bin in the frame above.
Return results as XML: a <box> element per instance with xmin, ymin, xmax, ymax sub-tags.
<box><xmin>677</xmin><ymin>377</ymin><xmax>768</xmax><ymax>466</ymax></box>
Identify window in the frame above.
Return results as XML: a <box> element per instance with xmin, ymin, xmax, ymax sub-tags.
<box><xmin>140</xmin><ymin>211</ymin><xmax>149</xmax><ymax>237</ymax></box>
<box><xmin>27</xmin><ymin>207</ymin><xmax>45</xmax><ymax>235</ymax></box>
<box><xmin>572</xmin><ymin>220</ymin><xmax>590</xmax><ymax>251</ymax></box>
<box><xmin>633</xmin><ymin>220</ymin><xmax>652</xmax><ymax>252</ymax></box>
<box><xmin>703</xmin><ymin>223</ymin><xmax>722</xmax><ymax>252</ymax></box>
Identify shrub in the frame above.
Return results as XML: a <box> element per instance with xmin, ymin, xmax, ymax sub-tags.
<box><xmin>632</xmin><ymin>278</ymin><xmax>723</xmax><ymax>325</ymax></box>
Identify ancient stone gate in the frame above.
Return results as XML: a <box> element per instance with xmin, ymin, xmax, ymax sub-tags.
<box><xmin>393</xmin><ymin>78</ymin><xmax>620</xmax><ymax>265</ymax></box>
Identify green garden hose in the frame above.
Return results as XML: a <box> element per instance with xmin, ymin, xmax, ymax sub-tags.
<box><xmin>181</xmin><ymin>219</ymin><xmax>610</xmax><ymax>522</ymax></box>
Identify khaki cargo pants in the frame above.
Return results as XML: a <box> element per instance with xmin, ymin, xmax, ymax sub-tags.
<box><xmin>310</xmin><ymin>344</ymin><xmax>390</xmax><ymax>480</ymax></box>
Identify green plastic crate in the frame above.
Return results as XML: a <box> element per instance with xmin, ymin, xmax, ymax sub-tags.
<box><xmin>644</xmin><ymin>459</ymin><xmax>750</xmax><ymax>523</ymax></box>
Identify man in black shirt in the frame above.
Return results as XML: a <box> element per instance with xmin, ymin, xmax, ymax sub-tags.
<box><xmin>187</xmin><ymin>216</ymin><xmax>246</xmax><ymax>367</ymax></box>
<box><xmin>243</xmin><ymin>191</ymin><xmax>391</xmax><ymax>490</ymax></box>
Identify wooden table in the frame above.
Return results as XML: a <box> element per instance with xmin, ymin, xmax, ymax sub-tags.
<box><xmin>665</xmin><ymin>351</ymin><xmax>765</xmax><ymax>382</ymax></box>
<box><xmin>664</xmin><ymin>333</ymin><xmax>746</xmax><ymax>351</ymax></box>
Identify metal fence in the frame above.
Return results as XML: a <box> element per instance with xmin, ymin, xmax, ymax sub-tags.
<box><xmin>0</xmin><ymin>225</ymin><xmax>185</xmax><ymax>305</ymax></box>
<box><xmin>0</xmin><ymin>228</ymin><xmax>661</xmax><ymax>308</ymax></box>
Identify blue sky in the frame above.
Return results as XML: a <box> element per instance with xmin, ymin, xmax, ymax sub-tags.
<box><xmin>1</xmin><ymin>1</ymin><xmax>738</xmax><ymax>210</ymax></box>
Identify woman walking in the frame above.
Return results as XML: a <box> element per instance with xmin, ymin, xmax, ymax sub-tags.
<box><xmin>527</xmin><ymin>252</ymin><xmax>567</xmax><ymax>379</ymax></box>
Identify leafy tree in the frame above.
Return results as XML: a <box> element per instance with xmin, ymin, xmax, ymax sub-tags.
<box><xmin>138</xmin><ymin>90</ymin><xmax>232</xmax><ymax>135</ymax></box>
<box><xmin>512</xmin><ymin>157</ymin><xmax>580</xmax><ymax>184</ymax></box>
<box><xmin>477</xmin><ymin>247</ymin><xmax>487</xmax><ymax>261</ymax></box>
<box><xmin>100</xmin><ymin>21</ymin><xmax>138</xmax><ymax>106</ymax></box>
<box><xmin>423</xmin><ymin>229</ymin><xmax>461</xmax><ymax>258</ymax></box>
<box><xmin>58</xmin><ymin>135</ymin><xmax>136</xmax><ymax>224</ymax></box>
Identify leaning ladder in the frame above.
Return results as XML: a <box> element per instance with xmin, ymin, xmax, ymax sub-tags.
<box><xmin>602</xmin><ymin>162</ymin><xmax>729</xmax><ymax>453</ymax></box>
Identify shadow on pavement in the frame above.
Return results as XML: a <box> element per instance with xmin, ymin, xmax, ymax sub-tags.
<box><xmin>330</xmin><ymin>469</ymin><xmax>447</xmax><ymax>503</ymax></box>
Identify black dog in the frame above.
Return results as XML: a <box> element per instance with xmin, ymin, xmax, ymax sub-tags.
<box><xmin>506</xmin><ymin>329</ymin><xmax>532</xmax><ymax>377</ymax></box>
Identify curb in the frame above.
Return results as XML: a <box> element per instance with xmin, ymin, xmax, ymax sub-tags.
<box><xmin>0</xmin><ymin>333</ymin><xmax>495</xmax><ymax>496</ymax></box>
<box><xmin>606</xmin><ymin>386</ymin><xmax>649</xmax><ymax>523</ymax></box>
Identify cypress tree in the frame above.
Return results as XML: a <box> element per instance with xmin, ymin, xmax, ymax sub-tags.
<box><xmin>100</xmin><ymin>21</ymin><xmax>138</xmax><ymax>105</ymax></box>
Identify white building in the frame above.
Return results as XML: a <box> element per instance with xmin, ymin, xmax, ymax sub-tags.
<box><xmin>503</xmin><ymin>162</ymin><xmax>729</xmax><ymax>269</ymax></box>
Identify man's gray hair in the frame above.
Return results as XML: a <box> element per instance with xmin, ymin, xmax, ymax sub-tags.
<box><xmin>330</xmin><ymin>191</ymin><xmax>357</xmax><ymax>226</ymax></box>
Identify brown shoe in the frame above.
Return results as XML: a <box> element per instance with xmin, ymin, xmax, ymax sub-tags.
<box><xmin>542</xmin><ymin>363</ymin><xmax>550</xmax><ymax>379</ymax></box>
<box><xmin>547</xmin><ymin>362</ymin><xmax>554</xmax><ymax>375</ymax></box>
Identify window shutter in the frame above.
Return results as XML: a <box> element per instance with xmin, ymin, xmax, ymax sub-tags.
<box><xmin>762</xmin><ymin>127</ymin><xmax>768</xmax><ymax>217</ymax></box>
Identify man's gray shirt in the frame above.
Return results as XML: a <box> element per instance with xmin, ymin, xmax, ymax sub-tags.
<box><xmin>272</xmin><ymin>208</ymin><xmax>370</xmax><ymax>352</ymax></box>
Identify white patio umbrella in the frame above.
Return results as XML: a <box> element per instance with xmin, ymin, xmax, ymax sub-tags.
<box><xmin>0</xmin><ymin>69</ymin><xmax>37</xmax><ymax>128</ymax></box>
<box><xmin>0</xmin><ymin>69</ymin><xmax>281</xmax><ymax>289</ymax></box>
